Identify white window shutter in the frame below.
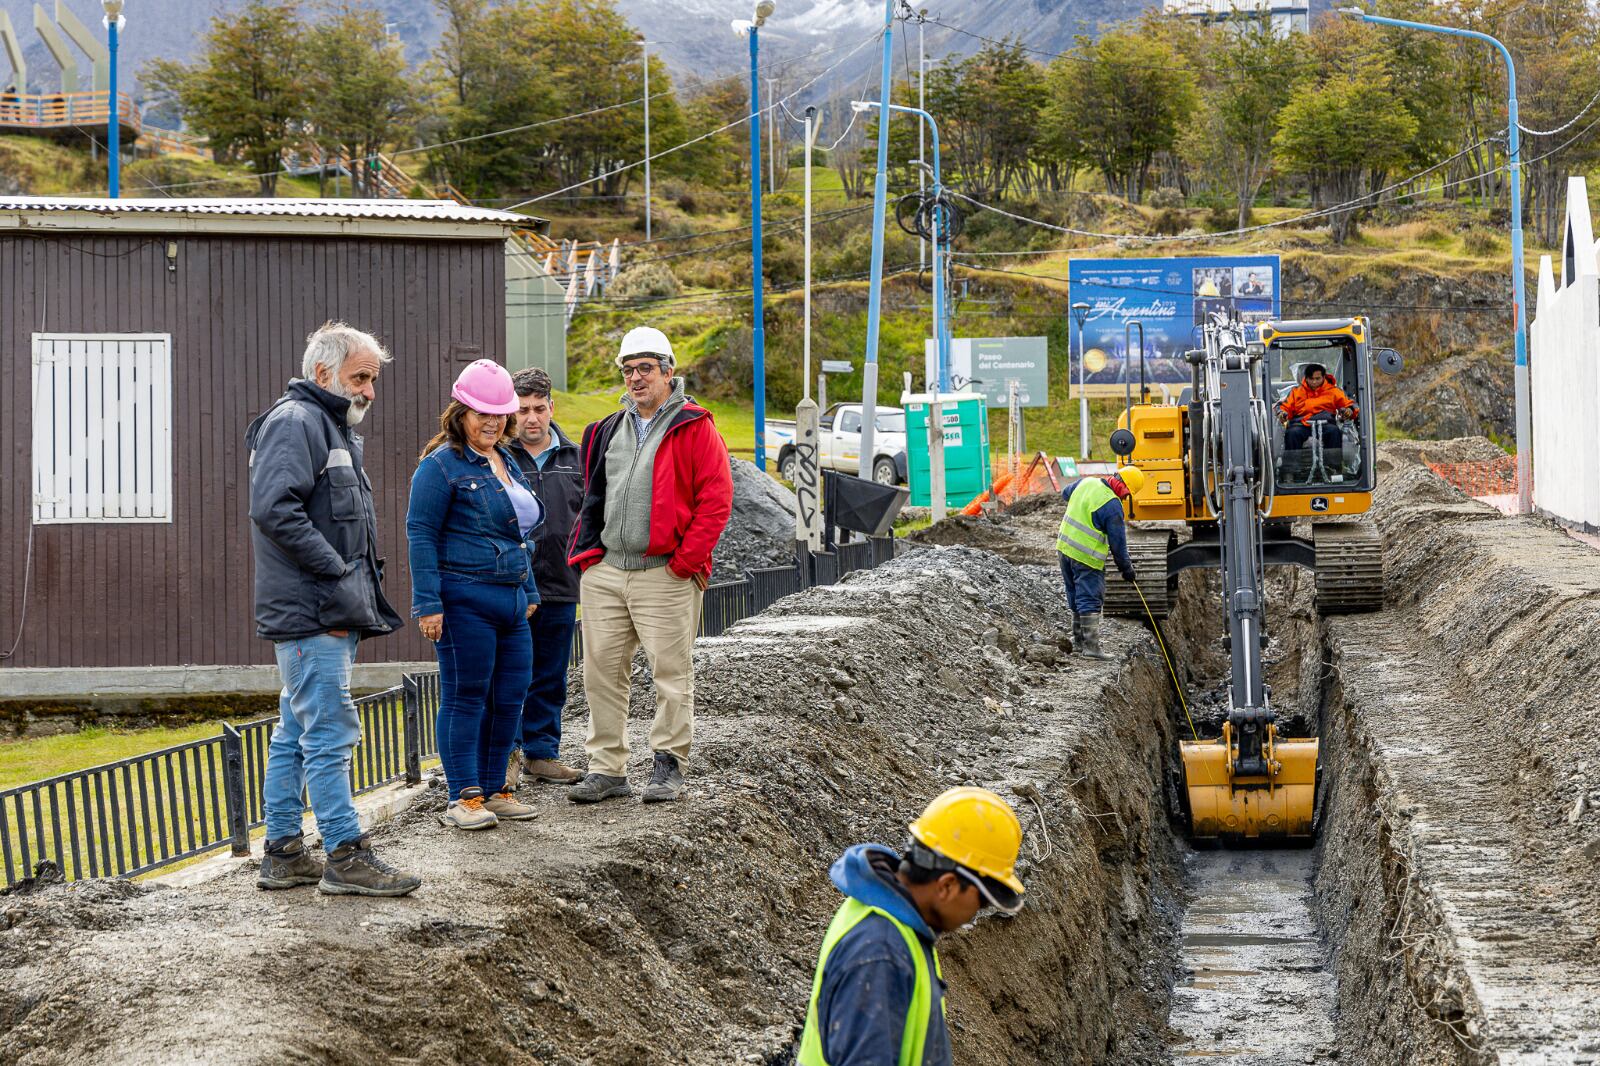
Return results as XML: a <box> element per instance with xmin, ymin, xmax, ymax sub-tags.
<box><xmin>31</xmin><ymin>333</ymin><xmax>173</xmax><ymax>524</ymax></box>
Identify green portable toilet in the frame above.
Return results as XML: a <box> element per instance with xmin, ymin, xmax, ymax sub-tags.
<box><xmin>902</xmin><ymin>390</ymin><xmax>992</xmax><ymax>509</ymax></box>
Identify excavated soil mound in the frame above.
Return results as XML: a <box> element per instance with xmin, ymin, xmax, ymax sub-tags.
<box><xmin>712</xmin><ymin>458</ymin><xmax>800</xmax><ymax>582</ymax></box>
<box><xmin>0</xmin><ymin>548</ymin><xmax>1184</xmax><ymax>1066</ymax></box>
<box><xmin>1313</xmin><ymin>441</ymin><xmax>1600</xmax><ymax>1063</ymax></box>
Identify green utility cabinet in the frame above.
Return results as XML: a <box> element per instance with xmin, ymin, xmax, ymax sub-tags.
<box><xmin>902</xmin><ymin>391</ymin><xmax>992</xmax><ymax>509</ymax></box>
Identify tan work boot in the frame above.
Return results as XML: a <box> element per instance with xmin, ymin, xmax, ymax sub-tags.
<box><xmin>523</xmin><ymin>756</ymin><xmax>582</xmax><ymax>784</ymax></box>
<box><xmin>443</xmin><ymin>787</ymin><xmax>499</xmax><ymax>831</ymax></box>
<box><xmin>484</xmin><ymin>791</ymin><xmax>537</xmax><ymax>821</ymax></box>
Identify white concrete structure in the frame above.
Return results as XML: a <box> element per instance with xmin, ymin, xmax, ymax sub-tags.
<box><xmin>1164</xmin><ymin>0</ymin><xmax>1308</xmax><ymax>36</ymax></box>
<box><xmin>1530</xmin><ymin>176</ymin><xmax>1600</xmax><ymax>532</ymax></box>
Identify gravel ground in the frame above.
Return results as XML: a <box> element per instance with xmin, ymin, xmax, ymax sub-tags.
<box><xmin>0</xmin><ymin>547</ymin><xmax>1184</xmax><ymax>1066</ymax></box>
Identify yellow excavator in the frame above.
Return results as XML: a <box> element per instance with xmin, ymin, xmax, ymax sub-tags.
<box><xmin>1104</xmin><ymin>315</ymin><xmax>1402</xmax><ymax>841</ymax></box>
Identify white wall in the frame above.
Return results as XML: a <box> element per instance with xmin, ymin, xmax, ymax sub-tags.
<box><xmin>1530</xmin><ymin>176</ymin><xmax>1600</xmax><ymax>531</ymax></box>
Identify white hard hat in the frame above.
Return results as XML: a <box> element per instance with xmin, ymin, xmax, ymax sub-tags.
<box><xmin>616</xmin><ymin>326</ymin><xmax>676</xmax><ymax>367</ymax></box>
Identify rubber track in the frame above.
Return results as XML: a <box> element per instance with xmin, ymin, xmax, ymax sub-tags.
<box><xmin>1312</xmin><ymin>522</ymin><xmax>1384</xmax><ymax>614</ymax></box>
<box><xmin>1105</xmin><ymin>528</ymin><xmax>1175</xmax><ymax>619</ymax></box>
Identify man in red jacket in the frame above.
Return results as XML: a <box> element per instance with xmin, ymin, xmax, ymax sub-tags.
<box><xmin>567</xmin><ymin>326</ymin><xmax>733</xmax><ymax>804</ymax></box>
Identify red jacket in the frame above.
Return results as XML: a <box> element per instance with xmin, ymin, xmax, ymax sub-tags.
<box><xmin>567</xmin><ymin>401</ymin><xmax>733</xmax><ymax>581</ymax></box>
<box><xmin>1279</xmin><ymin>375</ymin><xmax>1357</xmax><ymax>426</ymax></box>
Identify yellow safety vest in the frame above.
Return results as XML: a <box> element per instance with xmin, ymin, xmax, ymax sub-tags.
<box><xmin>797</xmin><ymin>897</ymin><xmax>945</xmax><ymax>1066</ymax></box>
<box><xmin>1057</xmin><ymin>477</ymin><xmax>1116</xmax><ymax>570</ymax></box>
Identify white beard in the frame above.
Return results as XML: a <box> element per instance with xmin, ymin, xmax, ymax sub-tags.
<box><xmin>326</xmin><ymin>377</ymin><xmax>371</xmax><ymax>426</ymax></box>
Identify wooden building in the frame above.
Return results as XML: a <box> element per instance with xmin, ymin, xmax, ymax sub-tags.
<box><xmin>0</xmin><ymin>196</ymin><xmax>549</xmax><ymax>673</ymax></box>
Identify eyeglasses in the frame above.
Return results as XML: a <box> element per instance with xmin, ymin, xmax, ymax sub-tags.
<box><xmin>621</xmin><ymin>362</ymin><xmax>661</xmax><ymax>380</ymax></box>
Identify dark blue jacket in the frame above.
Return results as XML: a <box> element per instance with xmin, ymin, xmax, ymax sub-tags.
<box><xmin>508</xmin><ymin>423</ymin><xmax>582</xmax><ymax>604</ymax></box>
<box><xmin>245</xmin><ymin>380</ymin><xmax>403</xmax><ymax>642</ymax></box>
<box><xmin>406</xmin><ymin>443</ymin><xmax>542</xmax><ymax>618</ymax></box>
<box><xmin>1062</xmin><ymin>478</ymin><xmax>1135</xmax><ymax>578</ymax></box>
<box><xmin>812</xmin><ymin>844</ymin><xmax>952</xmax><ymax>1066</ymax></box>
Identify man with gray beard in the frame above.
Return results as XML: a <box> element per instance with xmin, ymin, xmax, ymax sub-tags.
<box><xmin>245</xmin><ymin>322</ymin><xmax>417</xmax><ymax>897</ymax></box>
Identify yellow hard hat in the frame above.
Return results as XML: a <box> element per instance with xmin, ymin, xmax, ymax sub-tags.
<box><xmin>1116</xmin><ymin>465</ymin><xmax>1146</xmax><ymax>495</ymax></box>
<box><xmin>908</xmin><ymin>787</ymin><xmax>1025</xmax><ymax>910</ymax></box>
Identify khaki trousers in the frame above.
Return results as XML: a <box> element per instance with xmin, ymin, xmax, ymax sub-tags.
<box><xmin>579</xmin><ymin>561</ymin><xmax>703</xmax><ymax>776</ymax></box>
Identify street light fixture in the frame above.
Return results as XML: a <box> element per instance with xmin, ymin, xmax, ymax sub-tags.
<box><xmin>1338</xmin><ymin>4</ymin><xmax>1531</xmax><ymax>512</ymax></box>
<box><xmin>734</xmin><ymin>1</ymin><xmax>778</xmax><ymax>470</ymax></box>
<box><xmin>102</xmin><ymin>0</ymin><xmax>124</xmax><ymax>199</ymax></box>
<box><xmin>1071</xmin><ymin>301</ymin><xmax>1092</xmax><ymax>460</ymax></box>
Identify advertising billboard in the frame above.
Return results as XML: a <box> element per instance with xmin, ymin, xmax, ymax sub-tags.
<box><xmin>1066</xmin><ymin>255</ymin><xmax>1281</xmax><ymax>397</ymax></box>
<box><xmin>923</xmin><ymin>336</ymin><xmax>1050</xmax><ymax>407</ymax></box>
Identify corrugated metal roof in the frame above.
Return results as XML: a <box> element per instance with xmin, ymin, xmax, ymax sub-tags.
<box><xmin>0</xmin><ymin>195</ymin><xmax>535</xmax><ymax>225</ymax></box>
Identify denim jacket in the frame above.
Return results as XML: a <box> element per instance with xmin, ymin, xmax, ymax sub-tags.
<box><xmin>406</xmin><ymin>443</ymin><xmax>543</xmax><ymax>617</ymax></box>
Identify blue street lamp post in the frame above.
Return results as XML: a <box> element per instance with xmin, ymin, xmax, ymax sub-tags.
<box><xmin>736</xmin><ymin>1</ymin><xmax>777</xmax><ymax>471</ymax></box>
<box><xmin>103</xmin><ymin>0</ymin><xmax>124</xmax><ymax>199</ymax></box>
<box><xmin>1341</xmin><ymin>7</ymin><xmax>1530</xmax><ymax>512</ymax></box>
<box><xmin>853</xmin><ymin>100</ymin><xmax>951</xmax><ymax>392</ymax></box>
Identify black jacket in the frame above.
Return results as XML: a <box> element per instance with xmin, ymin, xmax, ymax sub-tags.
<box><xmin>245</xmin><ymin>380</ymin><xmax>404</xmax><ymax>642</ymax></box>
<box><xmin>509</xmin><ymin>422</ymin><xmax>582</xmax><ymax>603</ymax></box>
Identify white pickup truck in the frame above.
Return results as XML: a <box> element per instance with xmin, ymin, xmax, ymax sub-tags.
<box><xmin>766</xmin><ymin>403</ymin><xmax>909</xmax><ymax>485</ymax></box>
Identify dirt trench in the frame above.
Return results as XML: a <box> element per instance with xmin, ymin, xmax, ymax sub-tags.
<box><xmin>4</xmin><ymin>451</ymin><xmax>1598</xmax><ymax>1065</ymax></box>
<box><xmin>0</xmin><ymin>547</ymin><xmax>1188</xmax><ymax>1066</ymax></box>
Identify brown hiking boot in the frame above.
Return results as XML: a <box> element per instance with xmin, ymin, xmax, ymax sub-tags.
<box><xmin>484</xmin><ymin>791</ymin><xmax>537</xmax><ymax>821</ymax></box>
<box><xmin>523</xmin><ymin>756</ymin><xmax>581</xmax><ymax>784</ymax></box>
<box><xmin>443</xmin><ymin>788</ymin><xmax>499</xmax><ymax>831</ymax></box>
<box><xmin>318</xmin><ymin>835</ymin><xmax>421</xmax><ymax>898</ymax></box>
<box><xmin>258</xmin><ymin>834</ymin><xmax>322</xmax><ymax>890</ymax></box>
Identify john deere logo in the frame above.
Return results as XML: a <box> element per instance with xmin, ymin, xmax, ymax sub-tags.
<box><xmin>1311</xmin><ymin>497</ymin><xmax>1329</xmax><ymax>512</ymax></box>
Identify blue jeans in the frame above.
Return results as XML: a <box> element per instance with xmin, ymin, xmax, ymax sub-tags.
<box><xmin>520</xmin><ymin>601</ymin><xmax>578</xmax><ymax>760</ymax></box>
<box><xmin>436</xmin><ymin>573</ymin><xmax>533</xmax><ymax>800</ymax></box>
<box><xmin>264</xmin><ymin>632</ymin><xmax>362</xmax><ymax>849</ymax></box>
<box><xmin>1059</xmin><ymin>555</ymin><xmax>1106</xmax><ymax>615</ymax></box>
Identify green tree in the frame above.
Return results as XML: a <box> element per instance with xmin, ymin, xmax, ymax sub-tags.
<box><xmin>924</xmin><ymin>40</ymin><xmax>1047</xmax><ymax>199</ymax></box>
<box><xmin>1273</xmin><ymin>70</ymin><xmax>1418</xmax><ymax>242</ymax></box>
<box><xmin>1181</xmin><ymin>25</ymin><xmax>1302</xmax><ymax>228</ymax></box>
<box><xmin>1043</xmin><ymin>24</ymin><xmax>1198</xmax><ymax>203</ymax></box>
<box><xmin>145</xmin><ymin>0</ymin><xmax>309</xmax><ymax>195</ymax></box>
<box><xmin>304</xmin><ymin>4</ymin><xmax>420</xmax><ymax>197</ymax></box>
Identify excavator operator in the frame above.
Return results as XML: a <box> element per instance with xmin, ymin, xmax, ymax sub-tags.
<box><xmin>1278</xmin><ymin>362</ymin><xmax>1357</xmax><ymax>453</ymax></box>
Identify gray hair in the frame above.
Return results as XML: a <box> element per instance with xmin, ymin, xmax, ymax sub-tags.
<box><xmin>301</xmin><ymin>321</ymin><xmax>392</xmax><ymax>380</ymax></box>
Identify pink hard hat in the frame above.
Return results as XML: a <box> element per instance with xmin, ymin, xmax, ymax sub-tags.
<box><xmin>451</xmin><ymin>359</ymin><xmax>519</xmax><ymax>415</ymax></box>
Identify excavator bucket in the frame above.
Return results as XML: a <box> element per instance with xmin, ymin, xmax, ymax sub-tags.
<box><xmin>1181</xmin><ymin>726</ymin><xmax>1317</xmax><ymax>840</ymax></box>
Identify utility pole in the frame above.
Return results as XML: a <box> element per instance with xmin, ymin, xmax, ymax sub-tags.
<box><xmin>917</xmin><ymin>12</ymin><xmax>926</xmax><ymax>272</ymax></box>
<box><xmin>794</xmin><ymin>106</ymin><xmax>823</xmax><ymax>552</ymax></box>
<box><xmin>857</xmin><ymin>0</ymin><xmax>898</xmax><ymax>482</ymax></box>
<box><xmin>642</xmin><ymin>38</ymin><xmax>652</xmax><ymax>242</ymax></box>
<box><xmin>737</xmin><ymin>2</ymin><xmax>778</xmax><ymax>470</ymax></box>
<box><xmin>101</xmin><ymin>0</ymin><xmax>123</xmax><ymax>198</ymax></box>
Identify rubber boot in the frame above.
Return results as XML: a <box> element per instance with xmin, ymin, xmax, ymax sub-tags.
<box><xmin>1078</xmin><ymin>613</ymin><xmax>1114</xmax><ymax>660</ymax></box>
<box><xmin>1070</xmin><ymin>614</ymin><xmax>1083</xmax><ymax>648</ymax></box>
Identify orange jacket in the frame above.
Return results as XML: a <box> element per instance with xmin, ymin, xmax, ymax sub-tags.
<box><xmin>1280</xmin><ymin>375</ymin><xmax>1357</xmax><ymax>426</ymax></box>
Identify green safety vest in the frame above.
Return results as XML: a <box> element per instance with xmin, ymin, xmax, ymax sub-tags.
<box><xmin>797</xmin><ymin>898</ymin><xmax>946</xmax><ymax>1066</ymax></box>
<box><xmin>1057</xmin><ymin>477</ymin><xmax>1116</xmax><ymax>570</ymax></box>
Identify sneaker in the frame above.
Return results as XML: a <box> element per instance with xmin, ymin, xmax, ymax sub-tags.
<box><xmin>640</xmin><ymin>752</ymin><xmax>685</xmax><ymax>804</ymax></box>
<box><xmin>257</xmin><ymin>834</ymin><xmax>323</xmax><ymax>890</ymax></box>
<box><xmin>568</xmin><ymin>773</ymin><xmax>632</xmax><ymax>804</ymax></box>
<box><xmin>484</xmin><ymin>791</ymin><xmax>537</xmax><ymax>821</ymax></box>
<box><xmin>443</xmin><ymin>787</ymin><xmax>500</xmax><ymax>830</ymax></box>
<box><xmin>318</xmin><ymin>835</ymin><xmax>422</xmax><ymax>897</ymax></box>
<box><xmin>524</xmin><ymin>756</ymin><xmax>582</xmax><ymax>784</ymax></box>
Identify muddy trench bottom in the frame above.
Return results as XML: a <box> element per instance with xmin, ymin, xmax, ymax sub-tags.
<box><xmin>1153</xmin><ymin>578</ymin><xmax>1348</xmax><ymax>1065</ymax></box>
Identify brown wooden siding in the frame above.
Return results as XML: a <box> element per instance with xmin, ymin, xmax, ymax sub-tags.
<box><xmin>0</xmin><ymin>232</ymin><xmax>507</xmax><ymax>669</ymax></box>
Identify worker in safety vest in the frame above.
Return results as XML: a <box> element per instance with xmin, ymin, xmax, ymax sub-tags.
<box><xmin>1057</xmin><ymin>466</ymin><xmax>1145</xmax><ymax>660</ymax></box>
<box><xmin>798</xmin><ymin>788</ymin><xmax>1025</xmax><ymax>1066</ymax></box>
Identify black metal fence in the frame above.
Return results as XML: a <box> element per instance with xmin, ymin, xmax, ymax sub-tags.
<box><xmin>0</xmin><ymin>536</ymin><xmax>901</xmax><ymax>890</ymax></box>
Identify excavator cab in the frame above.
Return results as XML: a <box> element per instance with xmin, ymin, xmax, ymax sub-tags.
<box><xmin>1104</xmin><ymin>315</ymin><xmax>1402</xmax><ymax>842</ymax></box>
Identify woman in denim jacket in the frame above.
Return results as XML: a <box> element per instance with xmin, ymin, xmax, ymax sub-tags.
<box><xmin>407</xmin><ymin>361</ymin><xmax>544</xmax><ymax>830</ymax></box>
